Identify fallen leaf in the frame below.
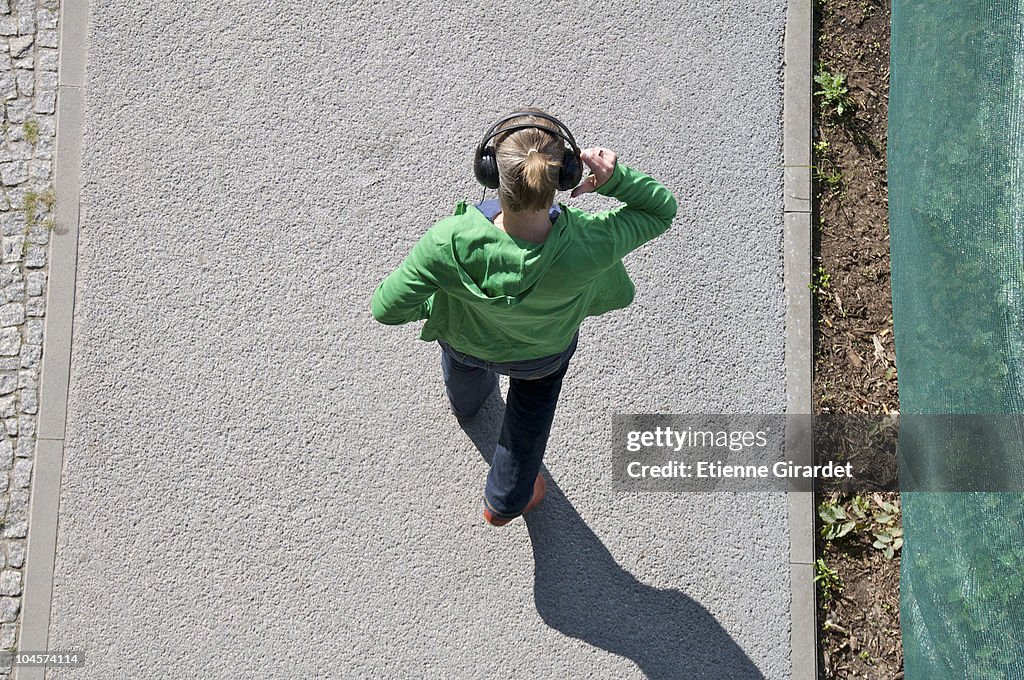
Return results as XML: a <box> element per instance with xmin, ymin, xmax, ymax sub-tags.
<box><xmin>872</xmin><ymin>334</ymin><xmax>886</xmax><ymax>363</ymax></box>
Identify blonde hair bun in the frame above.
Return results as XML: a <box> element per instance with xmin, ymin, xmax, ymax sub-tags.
<box><xmin>494</xmin><ymin>114</ymin><xmax>563</xmax><ymax>211</ymax></box>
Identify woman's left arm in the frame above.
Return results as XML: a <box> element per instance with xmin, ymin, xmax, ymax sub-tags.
<box><xmin>371</xmin><ymin>235</ymin><xmax>443</xmax><ymax>325</ymax></box>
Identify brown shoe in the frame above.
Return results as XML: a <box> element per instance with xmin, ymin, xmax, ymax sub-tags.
<box><xmin>483</xmin><ymin>474</ymin><xmax>547</xmax><ymax>526</ymax></box>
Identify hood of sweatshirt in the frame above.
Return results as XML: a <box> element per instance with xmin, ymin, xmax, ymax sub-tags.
<box><xmin>445</xmin><ymin>199</ymin><xmax>572</xmax><ymax>307</ymax></box>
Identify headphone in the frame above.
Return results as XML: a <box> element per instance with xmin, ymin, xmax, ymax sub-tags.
<box><xmin>473</xmin><ymin>111</ymin><xmax>583</xmax><ymax>191</ymax></box>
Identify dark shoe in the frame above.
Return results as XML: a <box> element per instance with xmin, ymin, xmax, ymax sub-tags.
<box><xmin>483</xmin><ymin>474</ymin><xmax>547</xmax><ymax>526</ymax></box>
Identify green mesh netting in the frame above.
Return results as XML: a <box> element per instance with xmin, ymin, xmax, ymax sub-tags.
<box><xmin>890</xmin><ymin>1</ymin><xmax>1024</xmax><ymax>677</ymax></box>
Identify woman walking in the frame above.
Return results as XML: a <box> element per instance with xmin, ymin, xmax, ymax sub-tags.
<box><xmin>371</xmin><ymin>109</ymin><xmax>677</xmax><ymax>526</ymax></box>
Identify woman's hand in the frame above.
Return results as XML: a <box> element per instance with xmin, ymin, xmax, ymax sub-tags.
<box><xmin>570</xmin><ymin>147</ymin><xmax>618</xmax><ymax>197</ymax></box>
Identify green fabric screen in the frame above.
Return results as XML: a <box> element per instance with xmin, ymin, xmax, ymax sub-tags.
<box><xmin>890</xmin><ymin>1</ymin><xmax>1024</xmax><ymax>677</ymax></box>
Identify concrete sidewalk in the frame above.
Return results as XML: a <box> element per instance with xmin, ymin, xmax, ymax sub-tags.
<box><xmin>36</xmin><ymin>1</ymin><xmax>792</xmax><ymax>677</ymax></box>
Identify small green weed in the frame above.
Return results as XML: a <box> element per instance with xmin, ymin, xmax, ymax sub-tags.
<box><xmin>852</xmin><ymin>494</ymin><xmax>869</xmax><ymax>514</ymax></box>
<box><xmin>816</xmin><ymin>167</ymin><xmax>843</xmax><ymax>189</ymax></box>
<box><xmin>18</xmin><ymin>185</ymin><xmax>58</xmax><ymax>250</ymax></box>
<box><xmin>818</xmin><ymin>500</ymin><xmax>855</xmax><ymax>540</ymax></box>
<box><xmin>871</xmin><ymin>497</ymin><xmax>904</xmax><ymax>559</ymax></box>
<box><xmin>22</xmin><ymin>190</ymin><xmax>39</xmax><ymax>227</ymax></box>
<box><xmin>814</xmin><ymin>63</ymin><xmax>854</xmax><ymax>117</ymax></box>
<box><xmin>814</xmin><ymin>558</ymin><xmax>843</xmax><ymax>609</ymax></box>
<box><xmin>809</xmin><ymin>265</ymin><xmax>832</xmax><ymax>300</ymax></box>
<box><xmin>40</xmin><ymin>188</ymin><xmax>56</xmax><ymax>212</ymax></box>
<box><xmin>819</xmin><ymin>493</ymin><xmax>904</xmax><ymax>560</ymax></box>
<box><xmin>23</xmin><ymin>119</ymin><xmax>39</xmax><ymax>145</ymax></box>
<box><xmin>819</xmin><ymin>494</ymin><xmax>871</xmax><ymax>541</ymax></box>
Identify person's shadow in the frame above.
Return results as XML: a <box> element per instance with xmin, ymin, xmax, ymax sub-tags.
<box><xmin>458</xmin><ymin>388</ymin><xmax>767</xmax><ymax>680</ymax></box>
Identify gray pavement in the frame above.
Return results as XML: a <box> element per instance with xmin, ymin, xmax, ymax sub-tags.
<box><xmin>43</xmin><ymin>1</ymin><xmax>791</xmax><ymax>677</ymax></box>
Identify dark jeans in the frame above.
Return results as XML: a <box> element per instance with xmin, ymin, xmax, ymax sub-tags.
<box><xmin>438</xmin><ymin>332</ymin><xmax>579</xmax><ymax>518</ymax></box>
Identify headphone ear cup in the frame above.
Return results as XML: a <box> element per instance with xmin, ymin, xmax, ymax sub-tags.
<box><xmin>474</xmin><ymin>147</ymin><xmax>501</xmax><ymax>189</ymax></box>
<box><xmin>558</xmin><ymin>147</ymin><xmax>583</xmax><ymax>191</ymax></box>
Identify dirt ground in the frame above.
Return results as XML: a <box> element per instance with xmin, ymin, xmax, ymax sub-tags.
<box><xmin>812</xmin><ymin>0</ymin><xmax>903</xmax><ymax>677</ymax></box>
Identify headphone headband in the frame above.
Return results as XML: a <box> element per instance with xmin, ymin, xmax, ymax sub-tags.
<box><xmin>477</xmin><ymin>111</ymin><xmax>580</xmax><ymax>156</ymax></box>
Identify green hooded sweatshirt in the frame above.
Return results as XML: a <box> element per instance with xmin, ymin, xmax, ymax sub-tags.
<box><xmin>370</xmin><ymin>162</ymin><xmax>678</xmax><ymax>362</ymax></box>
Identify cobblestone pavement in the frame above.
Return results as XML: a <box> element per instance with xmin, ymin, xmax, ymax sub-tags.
<box><xmin>0</xmin><ymin>0</ymin><xmax>59</xmax><ymax>675</ymax></box>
